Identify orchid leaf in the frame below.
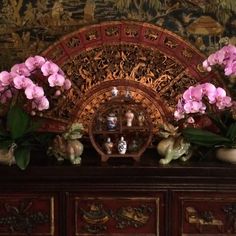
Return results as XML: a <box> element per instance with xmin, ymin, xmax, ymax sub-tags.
<box><xmin>182</xmin><ymin>127</ymin><xmax>232</xmax><ymax>147</ymax></box>
<box><xmin>14</xmin><ymin>146</ymin><xmax>31</xmax><ymax>170</ymax></box>
<box><xmin>226</xmin><ymin>122</ymin><xmax>236</xmax><ymax>142</ymax></box>
<box><xmin>7</xmin><ymin>106</ymin><xmax>30</xmax><ymax>140</ymax></box>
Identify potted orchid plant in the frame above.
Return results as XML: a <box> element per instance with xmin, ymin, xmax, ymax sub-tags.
<box><xmin>174</xmin><ymin>44</ymin><xmax>236</xmax><ymax>162</ymax></box>
<box><xmin>0</xmin><ymin>55</ymin><xmax>71</xmax><ymax>169</ymax></box>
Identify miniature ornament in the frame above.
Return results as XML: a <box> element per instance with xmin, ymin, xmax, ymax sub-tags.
<box><xmin>118</xmin><ymin>136</ymin><xmax>127</xmax><ymax>154</ymax></box>
<box><xmin>111</xmin><ymin>87</ymin><xmax>118</xmax><ymax>96</ymax></box>
<box><xmin>107</xmin><ymin>113</ymin><xmax>118</xmax><ymax>130</ymax></box>
<box><xmin>125</xmin><ymin>89</ymin><xmax>132</xmax><ymax>99</ymax></box>
<box><xmin>138</xmin><ymin>112</ymin><xmax>145</xmax><ymax>126</ymax></box>
<box><xmin>128</xmin><ymin>140</ymin><xmax>139</xmax><ymax>153</ymax></box>
<box><xmin>104</xmin><ymin>137</ymin><xmax>113</xmax><ymax>154</ymax></box>
<box><xmin>125</xmin><ymin>110</ymin><xmax>134</xmax><ymax>127</ymax></box>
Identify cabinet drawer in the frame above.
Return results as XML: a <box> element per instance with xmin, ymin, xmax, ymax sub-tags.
<box><xmin>67</xmin><ymin>193</ymin><xmax>165</xmax><ymax>236</ymax></box>
<box><xmin>172</xmin><ymin>191</ymin><xmax>236</xmax><ymax>236</ymax></box>
<box><xmin>0</xmin><ymin>193</ymin><xmax>57</xmax><ymax>236</ymax></box>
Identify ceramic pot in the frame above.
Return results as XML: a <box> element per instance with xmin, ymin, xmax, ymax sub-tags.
<box><xmin>216</xmin><ymin>148</ymin><xmax>236</xmax><ymax>164</ymax></box>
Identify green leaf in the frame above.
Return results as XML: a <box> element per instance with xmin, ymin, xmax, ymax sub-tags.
<box><xmin>14</xmin><ymin>146</ymin><xmax>31</xmax><ymax>170</ymax></box>
<box><xmin>7</xmin><ymin>106</ymin><xmax>30</xmax><ymax>140</ymax></box>
<box><xmin>226</xmin><ymin>122</ymin><xmax>236</xmax><ymax>141</ymax></box>
<box><xmin>182</xmin><ymin>127</ymin><xmax>232</xmax><ymax>147</ymax></box>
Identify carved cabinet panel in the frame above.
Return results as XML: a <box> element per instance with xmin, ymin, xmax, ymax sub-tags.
<box><xmin>0</xmin><ymin>193</ymin><xmax>57</xmax><ymax>236</ymax></box>
<box><xmin>67</xmin><ymin>193</ymin><xmax>165</xmax><ymax>236</ymax></box>
<box><xmin>172</xmin><ymin>191</ymin><xmax>236</xmax><ymax>236</ymax></box>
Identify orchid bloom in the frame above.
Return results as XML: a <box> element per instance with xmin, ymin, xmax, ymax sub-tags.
<box><xmin>25</xmin><ymin>56</ymin><xmax>46</xmax><ymax>72</ymax></box>
<box><xmin>203</xmin><ymin>44</ymin><xmax>236</xmax><ymax>76</ymax></box>
<box><xmin>0</xmin><ymin>55</ymin><xmax>72</xmax><ymax>112</ymax></box>
<box><xmin>11</xmin><ymin>63</ymin><xmax>31</xmax><ymax>77</ymax></box>
<box><xmin>41</xmin><ymin>61</ymin><xmax>59</xmax><ymax>76</ymax></box>
<box><xmin>174</xmin><ymin>83</ymin><xmax>232</xmax><ymax>122</ymax></box>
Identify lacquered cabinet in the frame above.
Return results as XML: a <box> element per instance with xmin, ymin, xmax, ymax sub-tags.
<box><xmin>0</xmin><ymin>193</ymin><xmax>58</xmax><ymax>236</ymax></box>
<box><xmin>0</xmin><ymin>152</ymin><xmax>236</xmax><ymax>236</ymax></box>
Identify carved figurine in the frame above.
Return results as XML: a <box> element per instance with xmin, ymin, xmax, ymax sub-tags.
<box><xmin>104</xmin><ymin>137</ymin><xmax>113</xmax><ymax>154</ymax></box>
<box><xmin>0</xmin><ymin>143</ymin><xmax>16</xmax><ymax>166</ymax></box>
<box><xmin>48</xmin><ymin>123</ymin><xmax>84</xmax><ymax>165</ymax></box>
<box><xmin>157</xmin><ymin>123</ymin><xmax>192</xmax><ymax>165</ymax></box>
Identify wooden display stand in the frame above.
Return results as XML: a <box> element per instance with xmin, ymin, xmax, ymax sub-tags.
<box><xmin>89</xmin><ymin>95</ymin><xmax>152</xmax><ymax>162</ymax></box>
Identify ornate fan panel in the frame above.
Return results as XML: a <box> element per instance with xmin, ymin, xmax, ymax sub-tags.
<box><xmin>39</xmin><ymin>21</ymin><xmax>218</xmax><ymax>133</ymax></box>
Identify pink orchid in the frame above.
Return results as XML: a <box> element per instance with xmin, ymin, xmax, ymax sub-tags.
<box><xmin>0</xmin><ymin>55</ymin><xmax>71</xmax><ymax>112</ymax></box>
<box><xmin>41</xmin><ymin>61</ymin><xmax>59</xmax><ymax>76</ymax></box>
<box><xmin>13</xmin><ymin>75</ymin><xmax>33</xmax><ymax>89</ymax></box>
<box><xmin>32</xmin><ymin>96</ymin><xmax>49</xmax><ymax>111</ymax></box>
<box><xmin>48</xmin><ymin>73</ymin><xmax>65</xmax><ymax>87</ymax></box>
<box><xmin>64</xmin><ymin>79</ymin><xmax>72</xmax><ymax>90</ymax></box>
<box><xmin>0</xmin><ymin>71</ymin><xmax>13</xmax><ymax>86</ymax></box>
<box><xmin>25</xmin><ymin>85</ymin><xmax>44</xmax><ymax>100</ymax></box>
<box><xmin>11</xmin><ymin>63</ymin><xmax>31</xmax><ymax>77</ymax></box>
<box><xmin>203</xmin><ymin>44</ymin><xmax>236</xmax><ymax>76</ymax></box>
<box><xmin>216</xmin><ymin>96</ymin><xmax>232</xmax><ymax>110</ymax></box>
<box><xmin>183</xmin><ymin>85</ymin><xmax>203</xmax><ymax>101</ymax></box>
<box><xmin>183</xmin><ymin>101</ymin><xmax>206</xmax><ymax>114</ymax></box>
<box><xmin>174</xmin><ymin>82</ymin><xmax>231</xmax><ymax>123</ymax></box>
<box><xmin>25</xmin><ymin>55</ymin><xmax>46</xmax><ymax>71</ymax></box>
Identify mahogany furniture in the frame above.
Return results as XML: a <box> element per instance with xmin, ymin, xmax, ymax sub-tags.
<box><xmin>0</xmin><ymin>149</ymin><xmax>236</xmax><ymax>236</ymax></box>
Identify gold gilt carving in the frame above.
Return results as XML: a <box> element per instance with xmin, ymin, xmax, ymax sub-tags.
<box><xmin>125</xmin><ymin>26</ymin><xmax>139</xmax><ymax>38</ymax></box>
<box><xmin>105</xmin><ymin>26</ymin><xmax>119</xmax><ymax>37</ymax></box>
<box><xmin>182</xmin><ymin>48</ymin><xmax>193</xmax><ymax>58</ymax></box>
<box><xmin>144</xmin><ymin>29</ymin><xmax>159</xmax><ymax>41</ymax></box>
<box><xmin>66</xmin><ymin>36</ymin><xmax>80</xmax><ymax>48</ymax></box>
<box><xmin>112</xmin><ymin>205</ymin><xmax>153</xmax><ymax>229</ymax></box>
<box><xmin>38</xmin><ymin>43</ymin><xmax>191</xmax><ymax>131</ymax></box>
<box><xmin>164</xmin><ymin>37</ymin><xmax>178</xmax><ymax>48</ymax></box>
<box><xmin>197</xmin><ymin>63</ymin><xmax>208</xmax><ymax>73</ymax></box>
<box><xmin>185</xmin><ymin>207</ymin><xmax>224</xmax><ymax>233</ymax></box>
<box><xmin>63</xmin><ymin>44</ymin><xmax>184</xmax><ymax>94</ymax></box>
<box><xmin>85</xmin><ymin>30</ymin><xmax>99</xmax><ymax>41</ymax></box>
<box><xmin>80</xmin><ymin>203</ymin><xmax>110</xmax><ymax>234</ymax></box>
<box><xmin>80</xmin><ymin>203</ymin><xmax>153</xmax><ymax>233</ymax></box>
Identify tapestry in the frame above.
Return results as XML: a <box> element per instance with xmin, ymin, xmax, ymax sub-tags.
<box><xmin>0</xmin><ymin>0</ymin><xmax>235</xmax><ymax>69</ymax></box>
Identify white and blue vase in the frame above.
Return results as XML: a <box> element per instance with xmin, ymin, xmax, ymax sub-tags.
<box><xmin>118</xmin><ymin>136</ymin><xmax>127</xmax><ymax>154</ymax></box>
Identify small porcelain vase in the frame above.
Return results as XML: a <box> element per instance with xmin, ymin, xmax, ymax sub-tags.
<box><xmin>138</xmin><ymin>112</ymin><xmax>145</xmax><ymax>127</ymax></box>
<box><xmin>104</xmin><ymin>137</ymin><xmax>113</xmax><ymax>154</ymax></box>
<box><xmin>107</xmin><ymin>113</ymin><xmax>117</xmax><ymax>130</ymax></box>
<box><xmin>128</xmin><ymin>140</ymin><xmax>139</xmax><ymax>152</ymax></box>
<box><xmin>118</xmin><ymin>136</ymin><xmax>127</xmax><ymax>154</ymax></box>
<box><xmin>111</xmin><ymin>87</ymin><xmax>118</xmax><ymax>96</ymax></box>
<box><xmin>125</xmin><ymin>110</ymin><xmax>134</xmax><ymax>127</ymax></box>
<box><xmin>216</xmin><ymin>148</ymin><xmax>236</xmax><ymax>164</ymax></box>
